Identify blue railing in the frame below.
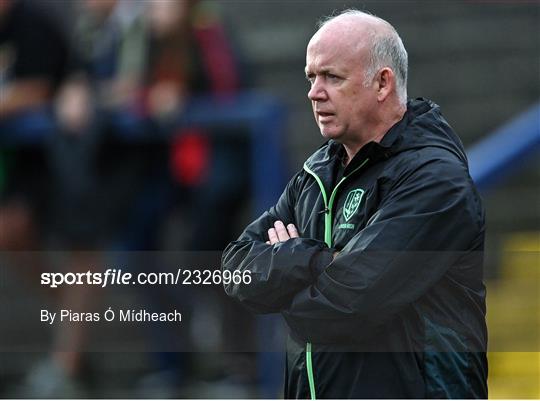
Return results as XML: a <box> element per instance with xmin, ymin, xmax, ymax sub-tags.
<box><xmin>3</xmin><ymin>96</ymin><xmax>539</xmax><ymax>201</ymax></box>
<box><xmin>0</xmin><ymin>92</ymin><xmax>289</xmax><ymax>215</ymax></box>
<box><xmin>467</xmin><ymin>102</ymin><xmax>540</xmax><ymax>191</ymax></box>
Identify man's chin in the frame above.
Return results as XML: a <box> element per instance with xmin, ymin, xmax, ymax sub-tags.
<box><xmin>320</xmin><ymin>129</ymin><xmax>342</xmax><ymax>141</ymax></box>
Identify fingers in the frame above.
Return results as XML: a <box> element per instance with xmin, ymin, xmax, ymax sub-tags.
<box><xmin>274</xmin><ymin>221</ymin><xmax>290</xmax><ymax>242</ymax></box>
<box><xmin>287</xmin><ymin>223</ymin><xmax>299</xmax><ymax>238</ymax></box>
<box><xmin>267</xmin><ymin>227</ymin><xmax>279</xmax><ymax>244</ymax></box>
<box><xmin>267</xmin><ymin>221</ymin><xmax>299</xmax><ymax>245</ymax></box>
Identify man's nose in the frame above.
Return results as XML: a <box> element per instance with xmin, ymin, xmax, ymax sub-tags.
<box><xmin>308</xmin><ymin>77</ymin><xmax>327</xmax><ymax>101</ymax></box>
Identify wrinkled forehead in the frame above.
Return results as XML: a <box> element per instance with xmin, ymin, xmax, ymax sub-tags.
<box><xmin>306</xmin><ymin>24</ymin><xmax>371</xmax><ymax>70</ymax></box>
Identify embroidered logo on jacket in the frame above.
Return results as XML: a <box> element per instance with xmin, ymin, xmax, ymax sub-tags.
<box><xmin>343</xmin><ymin>188</ymin><xmax>365</xmax><ymax>222</ymax></box>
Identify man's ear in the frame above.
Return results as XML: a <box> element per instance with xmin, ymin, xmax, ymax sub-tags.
<box><xmin>376</xmin><ymin>67</ymin><xmax>394</xmax><ymax>102</ymax></box>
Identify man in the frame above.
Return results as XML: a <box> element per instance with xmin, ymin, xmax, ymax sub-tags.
<box><xmin>222</xmin><ymin>9</ymin><xmax>487</xmax><ymax>399</ymax></box>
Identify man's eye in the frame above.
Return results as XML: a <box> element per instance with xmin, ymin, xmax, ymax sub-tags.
<box><xmin>326</xmin><ymin>73</ymin><xmax>340</xmax><ymax>81</ymax></box>
<box><xmin>306</xmin><ymin>76</ymin><xmax>315</xmax><ymax>85</ymax></box>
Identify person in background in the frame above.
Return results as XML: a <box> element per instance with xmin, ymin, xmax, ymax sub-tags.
<box><xmin>50</xmin><ymin>0</ymin><xmax>151</xmax><ymax>250</ymax></box>
<box><xmin>1</xmin><ymin>0</ymin><xmax>149</xmax><ymax>397</ymax></box>
<box><xmin>144</xmin><ymin>0</ymin><xmax>247</xmax><ymax>240</ymax></box>
<box><xmin>0</xmin><ymin>0</ymin><xmax>69</xmax><ymax>119</ymax></box>
<box><xmin>135</xmin><ymin>1</ymin><xmax>256</xmax><ymax>396</ymax></box>
<box><xmin>0</xmin><ymin>0</ymin><xmax>69</xmax><ymax>251</ymax></box>
<box><xmin>0</xmin><ymin>0</ymin><xmax>93</xmax><ymax>397</ymax></box>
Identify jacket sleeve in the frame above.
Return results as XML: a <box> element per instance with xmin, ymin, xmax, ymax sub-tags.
<box><xmin>221</xmin><ymin>172</ymin><xmax>335</xmax><ymax>314</ymax></box>
<box><xmin>282</xmin><ymin>157</ymin><xmax>484</xmax><ymax>344</ymax></box>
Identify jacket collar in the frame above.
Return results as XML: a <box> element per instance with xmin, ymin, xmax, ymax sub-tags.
<box><xmin>305</xmin><ymin>97</ymin><xmax>455</xmax><ymax>177</ymax></box>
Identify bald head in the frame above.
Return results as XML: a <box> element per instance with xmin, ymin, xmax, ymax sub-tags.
<box><xmin>313</xmin><ymin>11</ymin><xmax>390</xmax><ymax>47</ymax></box>
<box><xmin>309</xmin><ymin>10</ymin><xmax>408</xmax><ymax>105</ymax></box>
<box><xmin>308</xmin><ymin>14</ymin><xmax>374</xmax><ymax>65</ymax></box>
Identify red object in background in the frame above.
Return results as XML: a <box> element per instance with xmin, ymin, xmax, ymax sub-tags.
<box><xmin>193</xmin><ymin>23</ymin><xmax>239</xmax><ymax>95</ymax></box>
<box><xmin>170</xmin><ymin>129</ymin><xmax>210</xmax><ymax>186</ymax></box>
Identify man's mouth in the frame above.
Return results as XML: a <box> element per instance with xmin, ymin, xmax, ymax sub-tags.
<box><xmin>317</xmin><ymin>111</ymin><xmax>335</xmax><ymax>123</ymax></box>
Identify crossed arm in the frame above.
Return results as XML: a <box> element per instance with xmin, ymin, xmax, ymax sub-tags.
<box><xmin>223</xmin><ymin>158</ymin><xmax>482</xmax><ymax>342</ymax></box>
<box><xmin>267</xmin><ymin>221</ymin><xmax>339</xmax><ymax>260</ymax></box>
<box><xmin>266</xmin><ymin>220</ymin><xmax>298</xmax><ymax>244</ymax></box>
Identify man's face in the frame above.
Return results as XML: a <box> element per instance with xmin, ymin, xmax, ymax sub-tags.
<box><xmin>305</xmin><ymin>28</ymin><xmax>377</xmax><ymax>144</ymax></box>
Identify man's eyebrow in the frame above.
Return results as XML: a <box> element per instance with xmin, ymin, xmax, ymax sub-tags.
<box><xmin>305</xmin><ymin>67</ymin><xmax>337</xmax><ymax>76</ymax></box>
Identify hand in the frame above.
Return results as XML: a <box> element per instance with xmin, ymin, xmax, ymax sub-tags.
<box><xmin>266</xmin><ymin>220</ymin><xmax>299</xmax><ymax>245</ymax></box>
<box><xmin>55</xmin><ymin>79</ymin><xmax>92</xmax><ymax>134</ymax></box>
<box><xmin>147</xmin><ymin>82</ymin><xmax>186</xmax><ymax>118</ymax></box>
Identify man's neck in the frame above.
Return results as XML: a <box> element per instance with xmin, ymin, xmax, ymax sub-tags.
<box><xmin>343</xmin><ymin>104</ymin><xmax>406</xmax><ymax>166</ymax></box>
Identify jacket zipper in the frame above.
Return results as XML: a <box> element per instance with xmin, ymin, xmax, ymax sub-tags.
<box><xmin>302</xmin><ymin>158</ymin><xmax>369</xmax><ymax>400</ymax></box>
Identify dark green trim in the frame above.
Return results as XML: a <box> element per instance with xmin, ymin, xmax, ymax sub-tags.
<box><xmin>306</xmin><ymin>342</ymin><xmax>316</xmax><ymax>399</ymax></box>
<box><xmin>303</xmin><ymin>163</ymin><xmax>331</xmax><ymax>247</ymax></box>
<box><xmin>304</xmin><ymin>158</ymin><xmax>369</xmax><ymax>247</ymax></box>
<box><xmin>302</xmin><ymin>158</ymin><xmax>369</xmax><ymax>399</ymax></box>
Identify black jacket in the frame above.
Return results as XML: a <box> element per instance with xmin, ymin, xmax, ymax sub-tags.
<box><xmin>222</xmin><ymin>99</ymin><xmax>488</xmax><ymax>399</ymax></box>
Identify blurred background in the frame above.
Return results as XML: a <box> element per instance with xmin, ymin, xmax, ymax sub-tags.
<box><xmin>0</xmin><ymin>0</ymin><xmax>538</xmax><ymax>398</ymax></box>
